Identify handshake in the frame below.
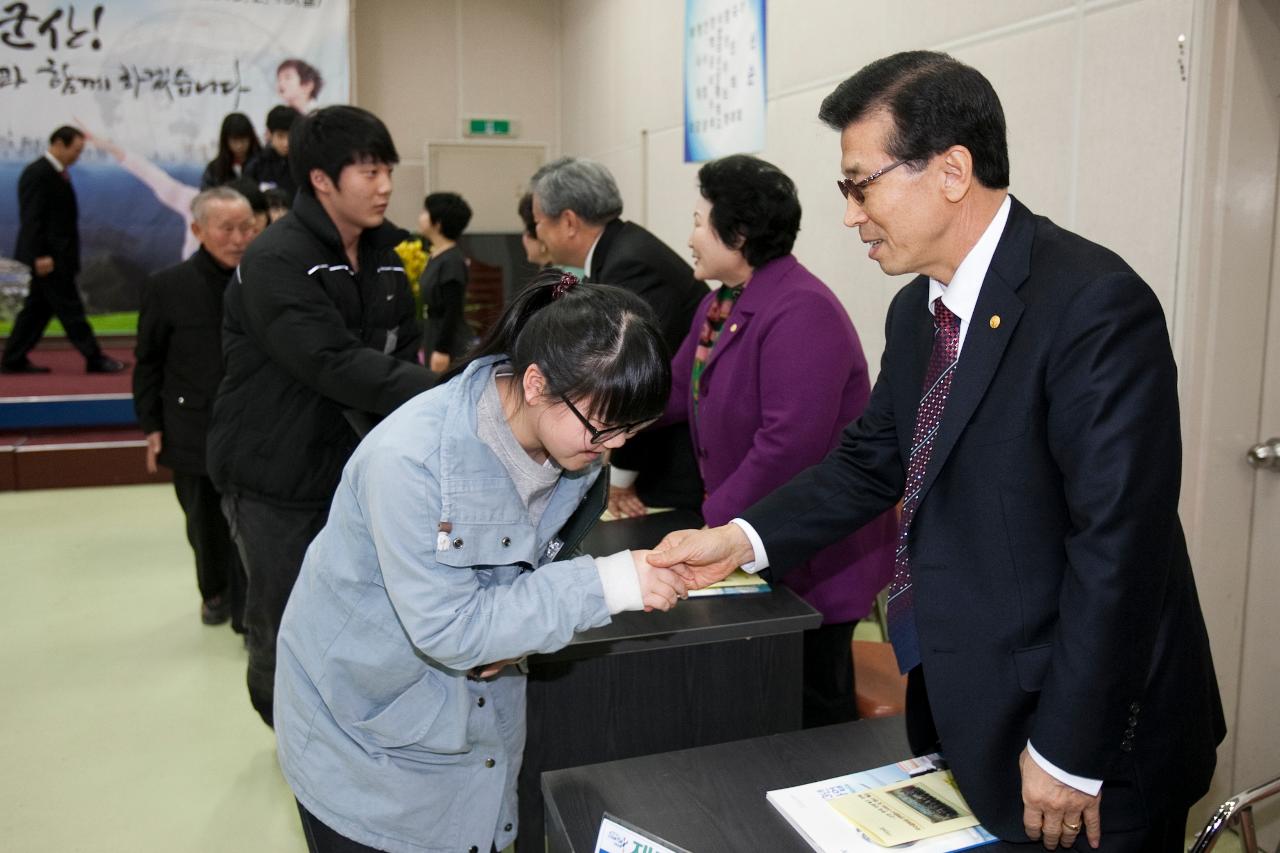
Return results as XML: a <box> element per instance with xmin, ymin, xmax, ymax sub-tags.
<box><xmin>629</xmin><ymin>522</ymin><xmax>758</xmax><ymax>612</ymax></box>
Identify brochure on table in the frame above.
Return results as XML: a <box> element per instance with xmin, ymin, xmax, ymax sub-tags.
<box><xmin>767</xmin><ymin>754</ymin><xmax>997</xmax><ymax>852</ymax></box>
<box><xmin>594</xmin><ymin>812</ymin><xmax>693</xmax><ymax>853</ymax></box>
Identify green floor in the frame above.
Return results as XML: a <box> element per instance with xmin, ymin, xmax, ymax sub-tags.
<box><xmin>0</xmin><ymin>483</ymin><xmax>1237</xmax><ymax>852</ymax></box>
<box><xmin>0</xmin><ymin>484</ymin><xmax>304</xmax><ymax>852</ymax></box>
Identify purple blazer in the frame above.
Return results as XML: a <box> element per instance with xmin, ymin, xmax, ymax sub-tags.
<box><xmin>663</xmin><ymin>254</ymin><xmax>896</xmax><ymax>622</ymax></box>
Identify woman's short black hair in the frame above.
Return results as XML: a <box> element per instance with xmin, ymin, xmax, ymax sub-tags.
<box><xmin>424</xmin><ymin>192</ymin><xmax>473</xmax><ymax>240</ymax></box>
<box><xmin>817</xmin><ymin>51</ymin><xmax>1009</xmax><ymax>190</ymax></box>
<box><xmin>517</xmin><ymin>192</ymin><xmax>537</xmax><ymax>238</ymax></box>
<box><xmin>289</xmin><ymin>106</ymin><xmax>399</xmax><ymax>197</ymax></box>
<box><xmin>446</xmin><ymin>271</ymin><xmax>671</xmax><ymax>427</ymax></box>
<box><xmin>697</xmin><ymin>154</ymin><xmax>801</xmax><ymax>269</ymax></box>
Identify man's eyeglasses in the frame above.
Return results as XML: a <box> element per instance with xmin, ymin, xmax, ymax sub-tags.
<box><xmin>561</xmin><ymin>396</ymin><xmax>654</xmax><ymax>445</ymax></box>
<box><xmin>836</xmin><ymin>158</ymin><xmax>910</xmax><ymax>204</ymax></box>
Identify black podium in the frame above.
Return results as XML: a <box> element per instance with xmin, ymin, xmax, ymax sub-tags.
<box><xmin>541</xmin><ymin>717</ymin><xmax>1021</xmax><ymax>852</ymax></box>
<box><xmin>517</xmin><ymin>511</ymin><xmax>822</xmax><ymax>850</ymax></box>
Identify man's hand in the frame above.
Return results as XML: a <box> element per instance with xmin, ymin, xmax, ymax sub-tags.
<box><xmin>428</xmin><ymin>351</ymin><xmax>450</xmax><ymax>373</ymax></box>
<box><xmin>33</xmin><ymin>256</ymin><xmax>54</xmax><ymax>276</ymax></box>
<box><xmin>608</xmin><ymin>484</ymin><xmax>648</xmax><ymax>518</ymax></box>
<box><xmin>632</xmin><ymin>548</ymin><xmax>687</xmax><ymax>611</ymax></box>
<box><xmin>471</xmin><ymin>658</ymin><xmax>520</xmax><ymax>679</ymax></box>
<box><xmin>1020</xmin><ymin>747</ymin><xmax>1102</xmax><ymax>850</ymax></box>
<box><xmin>144</xmin><ymin>431</ymin><xmax>163</xmax><ymax>474</ymax></box>
<box><xmin>647</xmin><ymin>524</ymin><xmax>754</xmax><ymax>590</ymax></box>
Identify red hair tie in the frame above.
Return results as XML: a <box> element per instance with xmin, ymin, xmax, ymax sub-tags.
<box><xmin>552</xmin><ymin>272</ymin><xmax>580</xmax><ymax>300</ymax></box>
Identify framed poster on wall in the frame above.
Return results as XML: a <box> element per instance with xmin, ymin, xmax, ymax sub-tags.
<box><xmin>683</xmin><ymin>0</ymin><xmax>766</xmax><ymax>162</ymax></box>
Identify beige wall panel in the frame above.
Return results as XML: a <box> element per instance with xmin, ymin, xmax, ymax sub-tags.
<box><xmin>951</xmin><ymin>18</ymin><xmax>1076</xmax><ymax>226</ymax></box>
<box><xmin>388</xmin><ymin>162</ymin><xmax>427</xmax><ymax>232</ymax></box>
<box><xmin>428</xmin><ymin>143</ymin><xmax>548</xmax><ymax>233</ymax></box>
<box><xmin>560</xmin><ymin>0</ymin><xmax>621</xmax><ymax>155</ymax></box>
<box><xmin>618</xmin><ymin>0</ymin><xmax>686</xmax><ymax>142</ymax></box>
<box><xmin>353</xmin><ymin>0</ymin><xmax>459</xmax><ymax>147</ymax></box>
<box><xmin>595</xmin><ymin>144</ymin><xmax>648</xmax><ymax>228</ymax></box>
<box><xmin>458</xmin><ymin>0</ymin><xmax>560</xmax><ymax>146</ymax></box>
<box><xmin>1075</xmin><ymin>0</ymin><xmax>1193</xmax><ymax>316</ymax></box>
<box><xmin>769</xmin><ymin>0</ymin><xmax>1074</xmax><ymax>96</ymax></box>
<box><xmin>761</xmin><ymin>87</ymin><xmax>901</xmax><ymax>364</ymax></box>
<box><xmin>886</xmin><ymin>0</ymin><xmax>1075</xmax><ymax>54</ymax></box>
<box><xmin>641</xmin><ymin>126</ymin><xmax>702</xmax><ymax>251</ymax></box>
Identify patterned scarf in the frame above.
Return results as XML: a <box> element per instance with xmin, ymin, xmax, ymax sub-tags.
<box><xmin>691</xmin><ymin>283</ymin><xmax>744</xmax><ymax>405</ymax></box>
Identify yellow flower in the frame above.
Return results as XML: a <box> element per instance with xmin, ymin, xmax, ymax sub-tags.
<box><xmin>394</xmin><ymin>238</ymin><xmax>430</xmax><ymax>298</ymax></box>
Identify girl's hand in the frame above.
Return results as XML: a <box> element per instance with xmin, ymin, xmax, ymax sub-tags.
<box><xmin>608</xmin><ymin>485</ymin><xmax>648</xmax><ymax>518</ymax></box>
<box><xmin>632</xmin><ymin>549</ymin><xmax>687</xmax><ymax>611</ymax></box>
<box><xmin>471</xmin><ymin>658</ymin><xmax>520</xmax><ymax>678</ymax></box>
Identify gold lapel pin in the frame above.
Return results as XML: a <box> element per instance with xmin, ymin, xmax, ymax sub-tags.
<box><xmin>989</xmin><ymin>315</ymin><xmax>1001</xmax><ymax>329</ymax></box>
<box><xmin>729</xmin><ymin>323</ymin><xmax>738</xmax><ymax>333</ymax></box>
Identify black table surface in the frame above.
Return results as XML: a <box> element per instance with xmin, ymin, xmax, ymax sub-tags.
<box><xmin>542</xmin><ymin>716</ymin><xmax>1023</xmax><ymax>852</ymax></box>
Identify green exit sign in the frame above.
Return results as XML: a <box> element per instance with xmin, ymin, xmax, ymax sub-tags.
<box><xmin>465</xmin><ymin>118</ymin><xmax>515</xmax><ymax>137</ymax></box>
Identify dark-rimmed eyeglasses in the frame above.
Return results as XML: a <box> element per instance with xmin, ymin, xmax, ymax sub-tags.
<box><xmin>836</xmin><ymin>159</ymin><xmax>910</xmax><ymax>204</ymax></box>
<box><xmin>560</xmin><ymin>395</ymin><xmax>655</xmax><ymax>445</ymax></box>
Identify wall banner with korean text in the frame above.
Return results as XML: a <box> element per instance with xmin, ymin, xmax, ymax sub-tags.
<box><xmin>0</xmin><ymin>0</ymin><xmax>350</xmax><ymax>315</ymax></box>
<box><xmin>683</xmin><ymin>0</ymin><xmax>765</xmax><ymax>163</ymax></box>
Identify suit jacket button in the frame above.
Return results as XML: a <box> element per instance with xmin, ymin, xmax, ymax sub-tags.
<box><xmin>477</xmin><ymin>696</ymin><xmax>485</xmax><ymax>707</ymax></box>
<box><xmin>1121</xmin><ymin>741</ymin><xmax>1133</xmax><ymax>752</ymax></box>
<box><xmin>1130</xmin><ymin>701</ymin><xmax>1141</xmax><ymax>714</ymax></box>
<box><xmin>484</xmin><ymin>758</ymin><xmax>496</xmax><ymax>768</ymax></box>
<box><xmin>1128</xmin><ymin>716</ymin><xmax>1138</xmax><ymax>727</ymax></box>
<box><xmin>452</xmin><ymin>538</ymin><xmax>464</xmax><ymax>549</ymax></box>
<box><xmin>501</xmin><ymin>536</ymin><xmax>511</xmax><ymax>547</ymax></box>
<box><xmin>177</xmin><ymin>396</ymin><xmax>185</xmax><ymax>405</ymax></box>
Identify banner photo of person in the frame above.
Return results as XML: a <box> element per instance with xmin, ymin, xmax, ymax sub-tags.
<box><xmin>0</xmin><ymin>0</ymin><xmax>350</xmax><ymax>322</ymax></box>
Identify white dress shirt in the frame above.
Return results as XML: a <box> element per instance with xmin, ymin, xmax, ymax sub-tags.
<box><xmin>730</xmin><ymin>195</ymin><xmax>1101</xmax><ymax>796</ymax></box>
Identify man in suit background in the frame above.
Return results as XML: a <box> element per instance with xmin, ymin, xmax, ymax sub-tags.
<box><xmin>133</xmin><ymin>187</ymin><xmax>257</xmax><ymax>630</ymax></box>
<box><xmin>650</xmin><ymin>51</ymin><xmax>1224</xmax><ymax>850</ymax></box>
<box><xmin>530</xmin><ymin>157</ymin><xmax>706</xmax><ymax>512</ymax></box>
<box><xmin>3</xmin><ymin>125</ymin><xmax>125</xmax><ymax>374</ymax></box>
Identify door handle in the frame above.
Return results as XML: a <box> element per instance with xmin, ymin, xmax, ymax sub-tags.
<box><xmin>1246</xmin><ymin>437</ymin><xmax>1280</xmax><ymax>470</ymax></box>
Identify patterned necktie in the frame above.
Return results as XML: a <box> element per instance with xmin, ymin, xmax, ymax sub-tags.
<box><xmin>886</xmin><ymin>298</ymin><xmax>960</xmax><ymax>674</ymax></box>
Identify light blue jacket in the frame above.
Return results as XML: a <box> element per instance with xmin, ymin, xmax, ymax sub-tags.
<box><xmin>275</xmin><ymin>356</ymin><xmax>612</xmax><ymax>853</ymax></box>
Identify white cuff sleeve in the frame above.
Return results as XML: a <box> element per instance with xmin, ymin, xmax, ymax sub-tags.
<box><xmin>728</xmin><ymin>518</ymin><xmax>770</xmax><ymax>574</ymax></box>
<box><xmin>609</xmin><ymin>467</ymin><xmax>639</xmax><ymax>488</ymax></box>
<box><xmin>1026</xmin><ymin>741</ymin><xmax>1103</xmax><ymax>796</ymax></box>
<box><xmin>594</xmin><ymin>550</ymin><xmax>643</xmax><ymax>613</ymax></box>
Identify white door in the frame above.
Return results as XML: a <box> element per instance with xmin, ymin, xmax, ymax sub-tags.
<box><xmin>1180</xmin><ymin>0</ymin><xmax>1280</xmax><ymax>843</ymax></box>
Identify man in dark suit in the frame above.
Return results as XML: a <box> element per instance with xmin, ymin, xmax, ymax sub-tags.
<box><xmin>133</xmin><ymin>186</ymin><xmax>257</xmax><ymax>629</ymax></box>
<box><xmin>650</xmin><ymin>52</ymin><xmax>1224</xmax><ymax>850</ymax></box>
<box><xmin>2</xmin><ymin>125</ymin><xmax>125</xmax><ymax>374</ymax></box>
<box><xmin>530</xmin><ymin>156</ymin><xmax>706</xmax><ymax>511</ymax></box>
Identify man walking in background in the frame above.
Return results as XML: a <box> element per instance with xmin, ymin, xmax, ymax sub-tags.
<box><xmin>133</xmin><ymin>187</ymin><xmax>258</xmax><ymax>631</ymax></box>
<box><xmin>207</xmin><ymin>106</ymin><xmax>433</xmax><ymax>727</ymax></box>
<box><xmin>3</xmin><ymin>126</ymin><xmax>125</xmax><ymax>374</ymax></box>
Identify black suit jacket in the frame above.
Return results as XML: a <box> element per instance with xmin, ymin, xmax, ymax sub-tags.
<box><xmin>13</xmin><ymin>155</ymin><xmax>79</xmax><ymax>274</ymax></box>
<box><xmin>591</xmin><ymin>219</ymin><xmax>708</xmax><ymax>510</ymax></box>
<box><xmin>743</xmin><ymin>197</ymin><xmax>1224</xmax><ymax>837</ymax></box>
<box><xmin>133</xmin><ymin>248</ymin><xmax>234</xmax><ymax>475</ymax></box>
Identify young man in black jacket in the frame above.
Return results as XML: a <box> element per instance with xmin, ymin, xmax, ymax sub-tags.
<box><xmin>244</xmin><ymin>104</ymin><xmax>300</xmax><ymax>205</ymax></box>
<box><xmin>133</xmin><ymin>186</ymin><xmax>258</xmax><ymax>630</ymax></box>
<box><xmin>207</xmin><ymin>106</ymin><xmax>433</xmax><ymax>727</ymax></box>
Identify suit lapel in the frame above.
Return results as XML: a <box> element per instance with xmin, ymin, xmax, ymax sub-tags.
<box><xmin>587</xmin><ymin>219</ymin><xmax>624</xmax><ymax>281</ymax></box>
<box><xmin>917</xmin><ymin>198</ymin><xmax>1034</xmax><ymax>501</ymax></box>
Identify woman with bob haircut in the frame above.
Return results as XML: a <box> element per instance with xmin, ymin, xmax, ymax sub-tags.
<box><xmin>611</xmin><ymin>153</ymin><xmax>897</xmax><ymax>727</ymax></box>
<box><xmin>273</xmin><ymin>270</ymin><xmax>687</xmax><ymax>853</ymax></box>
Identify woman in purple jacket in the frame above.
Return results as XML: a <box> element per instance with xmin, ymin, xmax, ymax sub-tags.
<box><xmin>609</xmin><ymin>154</ymin><xmax>897</xmax><ymax>727</ymax></box>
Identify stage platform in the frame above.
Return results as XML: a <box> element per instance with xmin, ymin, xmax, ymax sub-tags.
<box><xmin>0</xmin><ymin>342</ymin><xmax>169</xmax><ymax>491</ymax></box>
